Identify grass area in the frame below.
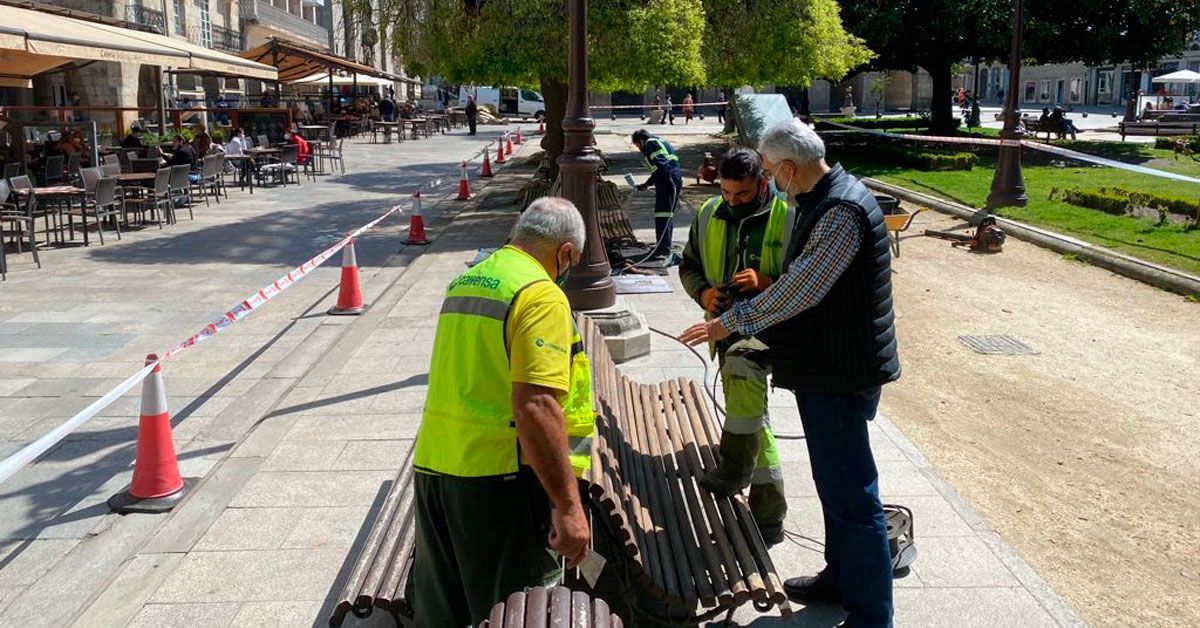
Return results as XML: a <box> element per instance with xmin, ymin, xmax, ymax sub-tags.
<box><xmin>829</xmin><ymin>143</ymin><xmax>1200</xmax><ymax>276</ymax></box>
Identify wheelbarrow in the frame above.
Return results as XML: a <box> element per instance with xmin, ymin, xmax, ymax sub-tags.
<box><xmin>875</xmin><ymin>194</ymin><xmax>925</xmax><ymax>257</ymax></box>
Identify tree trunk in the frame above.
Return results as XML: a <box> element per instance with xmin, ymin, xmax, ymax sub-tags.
<box><xmin>722</xmin><ymin>85</ymin><xmax>736</xmax><ymax>134</ymax></box>
<box><xmin>539</xmin><ymin>75</ymin><xmax>567</xmax><ymax>181</ymax></box>
<box><xmin>1123</xmin><ymin>70</ymin><xmax>1142</xmax><ymax>123</ymax></box>
<box><xmin>928</xmin><ymin>62</ymin><xmax>956</xmax><ymax>134</ymax></box>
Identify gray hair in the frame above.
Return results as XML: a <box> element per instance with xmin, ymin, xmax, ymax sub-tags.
<box><xmin>757</xmin><ymin>117</ymin><xmax>826</xmax><ymax>165</ymax></box>
<box><xmin>511</xmin><ymin>197</ymin><xmax>586</xmax><ymax>252</ymax></box>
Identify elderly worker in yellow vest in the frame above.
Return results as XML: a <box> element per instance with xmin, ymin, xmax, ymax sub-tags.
<box><xmin>413</xmin><ymin>197</ymin><xmax>596</xmax><ymax>627</ymax></box>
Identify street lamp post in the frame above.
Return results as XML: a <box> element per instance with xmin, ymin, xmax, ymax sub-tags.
<box><xmin>985</xmin><ymin>0</ymin><xmax>1028</xmax><ymax>209</ymax></box>
<box><xmin>560</xmin><ymin>0</ymin><xmax>615</xmax><ymax>310</ymax></box>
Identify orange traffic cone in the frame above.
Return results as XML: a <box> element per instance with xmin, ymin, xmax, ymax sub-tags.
<box><xmin>108</xmin><ymin>355</ymin><xmax>189</xmax><ymax>513</ymax></box>
<box><xmin>514</xmin><ymin>128</ymin><xmax>523</xmax><ymax>145</ymax></box>
<box><xmin>495</xmin><ymin>137</ymin><xmax>506</xmax><ymax>164</ymax></box>
<box><xmin>405</xmin><ymin>191</ymin><xmax>430</xmax><ymax>246</ymax></box>
<box><xmin>328</xmin><ymin>238</ymin><xmax>365</xmax><ymax>315</ymax></box>
<box><xmin>505</xmin><ymin>133</ymin><xmax>514</xmax><ymax>156</ymax></box>
<box><xmin>481</xmin><ymin>147</ymin><xmax>494</xmax><ymax>178</ymax></box>
<box><xmin>538</xmin><ymin>120</ymin><xmax>545</xmax><ymax>134</ymax></box>
<box><xmin>456</xmin><ymin>161</ymin><xmax>472</xmax><ymax>200</ymax></box>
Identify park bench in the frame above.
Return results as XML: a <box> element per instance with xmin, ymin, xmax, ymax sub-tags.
<box><xmin>1119</xmin><ymin>120</ymin><xmax>1200</xmax><ymax>140</ymax></box>
<box><xmin>580</xmin><ymin>316</ymin><xmax>791</xmax><ymax>622</ymax></box>
<box><xmin>480</xmin><ymin>587</ymin><xmax>624</xmax><ymax>628</ymax></box>
<box><xmin>330</xmin><ymin>318</ymin><xmax>791</xmax><ymax>626</ymax></box>
<box><xmin>1021</xmin><ymin>118</ymin><xmax>1080</xmax><ymax>141</ymax></box>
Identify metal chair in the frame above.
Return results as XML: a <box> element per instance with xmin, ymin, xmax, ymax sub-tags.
<box><xmin>64</xmin><ymin>176</ymin><xmax>120</xmax><ymax>245</ymax></box>
<box><xmin>79</xmin><ymin>167</ymin><xmax>104</xmax><ymax>193</ymax></box>
<box><xmin>131</xmin><ymin>158</ymin><xmax>160</xmax><ymax>173</ymax></box>
<box><xmin>2</xmin><ymin>162</ymin><xmax>22</xmax><ymax>180</ymax></box>
<box><xmin>0</xmin><ymin>179</ymin><xmax>42</xmax><ymax>279</ymax></box>
<box><xmin>66</xmin><ymin>153</ymin><xmax>82</xmax><ymax>185</ymax></box>
<box><xmin>125</xmin><ymin>167</ymin><xmax>172</xmax><ymax>228</ymax></box>
<box><xmin>101</xmin><ymin>154</ymin><xmax>121</xmax><ymax>176</ymax></box>
<box><xmin>256</xmin><ymin>134</ymin><xmax>269</xmax><ymax>147</ymax></box>
<box><xmin>116</xmin><ymin>150</ymin><xmax>134</xmax><ymax>173</ymax></box>
<box><xmin>42</xmin><ymin>154</ymin><xmax>65</xmax><ymax>185</ymax></box>
<box><xmin>168</xmin><ymin>164</ymin><xmax>194</xmax><ymax>220</ymax></box>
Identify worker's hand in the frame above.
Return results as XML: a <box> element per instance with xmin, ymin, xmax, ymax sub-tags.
<box><xmin>729</xmin><ymin>268</ymin><xmax>772</xmax><ymax>293</ymax></box>
<box><xmin>636</xmin><ymin>183</ymin><xmax>649</xmax><ymax>191</ymax></box>
<box><xmin>699</xmin><ymin>287</ymin><xmax>726</xmax><ymax>314</ymax></box>
<box><xmin>678</xmin><ymin>318</ymin><xmax>732</xmax><ymax>347</ymax></box>
<box><xmin>549</xmin><ymin>501</ymin><xmax>591</xmax><ymax>569</ymax></box>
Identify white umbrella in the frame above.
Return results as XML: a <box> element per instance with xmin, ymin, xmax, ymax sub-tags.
<box><xmin>1151</xmin><ymin>69</ymin><xmax>1200</xmax><ymax>83</ymax></box>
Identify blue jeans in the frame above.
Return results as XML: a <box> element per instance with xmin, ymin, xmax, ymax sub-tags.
<box><xmin>796</xmin><ymin>388</ymin><xmax>893</xmax><ymax>628</ymax></box>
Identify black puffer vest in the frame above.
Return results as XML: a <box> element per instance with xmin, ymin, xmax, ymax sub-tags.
<box><xmin>761</xmin><ymin>164</ymin><xmax>900</xmax><ymax>393</ymax></box>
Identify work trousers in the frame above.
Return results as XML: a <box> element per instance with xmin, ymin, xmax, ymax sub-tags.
<box><xmin>468</xmin><ymin>115</ymin><xmax>478</xmax><ymax>136</ymax></box>
<box><xmin>652</xmin><ymin>173</ymin><xmax>681</xmax><ymax>258</ymax></box>
<box><xmin>719</xmin><ymin>337</ymin><xmax>786</xmax><ymax>526</ymax></box>
<box><xmin>413</xmin><ymin>469</ymin><xmax>560</xmax><ymax>627</ymax></box>
<box><xmin>795</xmin><ymin>387</ymin><xmax>893</xmax><ymax>628</ymax></box>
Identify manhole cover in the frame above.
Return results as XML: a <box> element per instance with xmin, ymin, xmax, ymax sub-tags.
<box><xmin>958</xmin><ymin>334</ymin><xmax>1038</xmax><ymax>355</ymax></box>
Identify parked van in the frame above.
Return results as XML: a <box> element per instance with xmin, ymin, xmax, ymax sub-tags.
<box><xmin>458</xmin><ymin>86</ymin><xmax>546</xmax><ymax>120</ymax></box>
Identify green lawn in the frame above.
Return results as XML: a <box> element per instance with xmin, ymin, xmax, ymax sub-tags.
<box><xmin>829</xmin><ymin>146</ymin><xmax>1200</xmax><ymax>276</ymax></box>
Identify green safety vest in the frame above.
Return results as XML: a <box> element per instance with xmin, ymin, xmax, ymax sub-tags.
<box><xmin>414</xmin><ymin>246</ymin><xmax>596</xmax><ymax>478</ymax></box>
<box><xmin>696</xmin><ymin>194</ymin><xmax>795</xmax><ymax>287</ymax></box>
<box><xmin>643</xmin><ymin>137</ymin><xmax>680</xmax><ymax>174</ymax></box>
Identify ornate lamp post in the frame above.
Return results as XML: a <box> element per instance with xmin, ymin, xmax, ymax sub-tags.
<box><xmin>985</xmin><ymin>0</ymin><xmax>1028</xmax><ymax>209</ymax></box>
<box><xmin>561</xmin><ymin>0</ymin><xmax>615</xmax><ymax>310</ymax></box>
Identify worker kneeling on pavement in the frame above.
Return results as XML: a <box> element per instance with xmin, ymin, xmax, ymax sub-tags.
<box><xmin>679</xmin><ymin>147</ymin><xmax>793</xmax><ymax>545</ymax></box>
<box><xmin>412</xmin><ymin>197</ymin><xmax>596</xmax><ymax>627</ymax></box>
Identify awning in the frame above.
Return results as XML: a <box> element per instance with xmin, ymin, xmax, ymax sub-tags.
<box><xmin>1152</xmin><ymin>69</ymin><xmax>1200</xmax><ymax>84</ymax></box>
<box><xmin>0</xmin><ymin>3</ymin><xmax>277</xmax><ymax>85</ymax></box>
<box><xmin>291</xmin><ymin>72</ymin><xmax>395</xmax><ymax>87</ymax></box>
<box><xmin>242</xmin><ymin>38</ymin><xmax>408</xmax><ymax>83</ymax></box>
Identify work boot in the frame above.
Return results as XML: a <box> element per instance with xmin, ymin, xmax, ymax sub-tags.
<box><xmin>784</xmin><ymin>570</ymin><xmax>842</xmax><ymax>604</ymax></box>
<box><xmin>698</xmin><ymin>431</ymin><xmax>758</xmax><ymax>497</ymax></box>
<box><xmin>757</xmin><ymin>521</ymin><xmax>784</xmax><ymax>547</ymax></box>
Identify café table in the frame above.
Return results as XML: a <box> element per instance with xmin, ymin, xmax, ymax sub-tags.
<box><xmin>15</xmin><ymin>185</ymin><xmax>87</xmax><ymax>246</ymax></box>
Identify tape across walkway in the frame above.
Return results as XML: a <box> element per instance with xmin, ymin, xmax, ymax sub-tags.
<box><xmin>0</xmin><ymin>132</ymin><xmax>525</xmax><ymax>486</ymax></box>
<box><xmin>823</xmin><ymin>121</ymin><xmax>1200</xmax><ymax>186</ymax></box>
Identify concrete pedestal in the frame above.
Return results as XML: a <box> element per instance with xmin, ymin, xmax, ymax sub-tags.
<box><xmin>581</xmin><ymin>297</ymin><xmax>650</xmax><ymax>363</ymax></box>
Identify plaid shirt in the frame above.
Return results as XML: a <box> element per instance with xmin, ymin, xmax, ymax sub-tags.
<box><xmin>720</xmin><ymin>204</ymin><xmax>862</xmax><ymax>336</ymax></box>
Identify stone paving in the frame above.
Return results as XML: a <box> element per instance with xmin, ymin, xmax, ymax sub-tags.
<box><xmin>0</xmin><ymin>122</ymin><xmax>1087</xmax><ymax>626</ymax></box>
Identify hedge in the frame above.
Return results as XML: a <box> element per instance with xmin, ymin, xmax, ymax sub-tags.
<box><xmin>1153</xmin><ymin>136</ymin><xmax>1200</xmax><ymax>151</ymax></box>
<box><xmin>836</xmin><ymin>142</ymin><xmax>977</xmax><ymax>171</ymax></box>
<box><xmin>823</xmin><ymin>117</ymin><xmax>962</xmax><ymax>132</ymax></box>
<box><xmin>1051</xmin><ymin>186</ymin><xmax>1200</xmax><ymax>218</ymax></box>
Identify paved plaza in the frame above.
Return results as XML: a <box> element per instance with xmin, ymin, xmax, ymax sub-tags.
<box><xmin>0</xmin><ymin>124</ymin><xmax>1087</xmax><ymax>626</ymax></box>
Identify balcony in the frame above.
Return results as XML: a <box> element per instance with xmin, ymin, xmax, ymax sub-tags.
<box><xmin>242</xmin><ymin>0</ymin><xmax>329</xmax><ymax>47</ymax></box>
<box><xmin>211</xmin><ymin>25</ymin><xmax>243</xmax><ymax>52</ymax></box>
<box><xmin>126</xmin><ymin>4</ymin><xmax>166</xmax><ymax>35</ymax></box>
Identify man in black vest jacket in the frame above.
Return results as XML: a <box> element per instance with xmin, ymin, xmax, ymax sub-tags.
<box><xmin>680</xmin><ymin>117</ymin><xmax>899</xmax><ymax>628</ymax></box>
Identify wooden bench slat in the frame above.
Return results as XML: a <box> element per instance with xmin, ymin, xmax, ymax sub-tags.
<box><xmin>549</xmin><ymin>586</ymin><xmax>571</xmax><ymax>627</ymax></box>
<box><xmin>615</xmin><ymin>376</ymin><xmax>666</xmax><ymax>592</ymax></box>
<box><xmin>362</xmin><ymin>465</ymin><xmax>416</xmax><ymax>605</ymax></box>
<box><xmin>376</xmin><ymin>484</ymin><xmax>417</xmax><ymax>602</ymax></box>
<box><xmin>504</xmin><ymin>589</ymin><xmax>527</xmax><ymax>628</ymax></box>
<box><xmin>523</xmin><ymin>587</ymin><xmax>549</xmax><ymax>628</ymax></box>
<box><xmin>572</xmin><ymin>590</ymin><xmax>593</xmax><ymax>625</ymax></box>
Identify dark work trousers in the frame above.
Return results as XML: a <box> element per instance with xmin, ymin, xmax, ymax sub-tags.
<box><xmin>652</xmin><ymin>172</ymin><xmax>682</xmax><ymax>258</ymax></box>
<box><xmin>468</xmin><ymin>115</ymin><xmax>477</xmax><ymax>136</ymax></box>
<box><xmin>413</xmin><ymin>468</ymin><xmax>560</xmax><ymax>627</ymax></box>
<box><xmin>795</xmin><ymin>387</ymin><xmax>893</xmax><ymax>628</ymax></box>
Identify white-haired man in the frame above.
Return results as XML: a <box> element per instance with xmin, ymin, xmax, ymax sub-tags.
<box><xmin>413</xmin><ymin>197</ymin><xmax>596</xmax><ymax>626</ymax></box>
<box><xmin>680</xmin><ymin>118</ymin><xmax>900</xmax><ymax>627</ymax></box>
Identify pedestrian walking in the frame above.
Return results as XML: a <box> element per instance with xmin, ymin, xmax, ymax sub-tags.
<box><xmin>379</xmin><ymin>94</ymin><xmax>396</xmax><ymax>122</ymax></box>
<box><xmin>465</xmin><ymin>95</ymin><xmax>479</xmax><ymax>136</ymax></box>
<box><xmin>679</xmin><ymin>117</ymin><xmax>900</xmax><ymax>628</ymax></box>
<box><xmin>665</xmin><ymin>95</ymin><xmax>675</xmax><ymax>125</ymax></box>
<box><xmin>683</xmin><ymin>93</ymin><xmax>695</xmax><ymax>124</ymax></box>
<box><xmin>632</xmin><ymin>129</ymin><xmax>683</xmax><ymax>260</ymax></box>
<box><xmin>679</xmin><ymin>148</ymin><xmax>793</xmax><ymax>544</ymax></box>
<box><xmin>717</xmin><ymin>90</ymin><xmax>728</xmax><ymax>125</ymax></box>
<box><xmin>412</xmin><ymin>198</ymin><xmax>596</xmax><ymax>627</ymax></box>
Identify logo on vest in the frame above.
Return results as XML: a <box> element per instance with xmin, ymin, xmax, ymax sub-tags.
<box><xmin>534</xmin><ymin>337</ymin><xmax>568</xmax><ymax>354</ymax></box>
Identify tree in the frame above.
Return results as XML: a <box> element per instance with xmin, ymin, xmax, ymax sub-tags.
<box><xmin>383</xmin><ymin>0</ymin><xmax>869</xmax><ymax>175</ymax></box>
<box><xmin>838</xmin><ymin>0</ymin><xmax>1011</xmax><ymax>134</ymax></box>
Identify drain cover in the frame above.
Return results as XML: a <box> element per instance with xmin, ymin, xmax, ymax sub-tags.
<box><xmin>958</xmin><ymin>334</ymin><xmax>1038</xmax><ymax>355</ymax></box>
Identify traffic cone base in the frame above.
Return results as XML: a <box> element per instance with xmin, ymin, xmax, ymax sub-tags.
<box><xmin>495</xmin><ymin>139</ymin><xmax>506</xmax><ymax>164</ymax></box>
<box><xmin>481</xmin><ymin>149</ymin><xmax>494</xmax><ymax>178</ymax></box>
<box><xmin>109</xmin><ymin>356</ymin><xmax>190</xmax><ymax>514</ymax></box>
<box><xmin>456</xmin><ymin>161</ymin><xmax>473</xmax><ymax>201</ymax></box>
<box><xmin>514</xmin><ymin>128</ymin><xmax>523</xmax><ymax>145</ymax></box>
<box><xmin>404</xmin><ymin>192</ymin><xmax>430</xmax><ymax>246</ymax></box>
<box><xmin>329</xmin><ymin>240</ymin><xmax>366</xmax><ymax>315</ymax></box>
<box><xmin>505</xmin><ymin>135</ymin><xmax>513</xmax><ymax>156</ymax></box>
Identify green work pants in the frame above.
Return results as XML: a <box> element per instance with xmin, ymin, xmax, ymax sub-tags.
<box><xmin>413</xmin><ymin>468</ymin><xmax>561</xmax><ymax>627</ymax></box>
<box><xmin>719</xmin><ymin>337</ymin><xmax>787</xmax><ymax>526</ymax></box>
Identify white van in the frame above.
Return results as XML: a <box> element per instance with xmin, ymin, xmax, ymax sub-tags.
<box><xmin>458</xmin><ymin>86</ymin><xmax>546</xmax><ymax>120</ymax></box>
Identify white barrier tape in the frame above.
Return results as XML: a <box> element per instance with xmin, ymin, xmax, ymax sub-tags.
<box><xmin>824</xmin><ymin>121</ymin><xmax>1200</xmax><ymax>185</ymax></box>
<box><xmin>0</xmin><ymin>363</ymin><xmax>156</xmax><ymax>485</ymax></box>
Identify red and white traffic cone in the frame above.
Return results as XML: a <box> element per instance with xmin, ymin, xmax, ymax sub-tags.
<box><xmin>108</xmin><ymin>355</ymin><xmax>189</xmax><ymax>513</ymax></box>
<box><xmin>328</xmin><ymin>238</ymin><xmax>365</xmax><ymax>315</ymax></box>
<box><xmin>404</xmin><ymin>191</ymin><xmax>430</xmax><ymax>246</ymax></box>
<box><xmin>456</xmin><ymin>161</ymin><xmax>473</xmax><ymax>200</ymax></box>
<box><xmin>514</xmin><ymin>128</ymin><xmax>523</xmax><ymax>145</ymax></box>
<box><xmin>505</xmin><ymin>132</ymin><xmax>514</xmax><ymax>156</ymax></box>
<box><xmin>481</xmin><ymin>148</ymin><xmax>494</xmax><ymax>178</ymax></box>
<box><xmin>538</xmin><ymin>120</ymin><xmax>545</xmax><ymax>134</ymax></box>
<box><xmin>495</xmin><ymin>137</ymin><xmax>507</xmax><ymax>164</ymax></box>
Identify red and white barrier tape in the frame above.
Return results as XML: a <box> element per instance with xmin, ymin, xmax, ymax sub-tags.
<box><xmin>590</xmin><ymin>100</ymin><xmax>729</xmax><ymax>110</ymax></box>
<box><xmin>824</xmin><ymin>121</ymin><xmax>1200</xmax><ymax>185</ymax></box>
<box><xmin>0</xmin><ymin>130</ymin><xmax>534</xmax><ymax>486</ymax></box>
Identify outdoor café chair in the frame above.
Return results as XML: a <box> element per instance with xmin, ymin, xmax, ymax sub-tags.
<box><xmin>64</xmin><ymin>176</ymin><xmax>120</xmax><ymax>245</ymax></box>
<box><xmin>42</xmin><ymin>155</ymin><xmax>64</xmax><ymax>185</ymax></box>
<box><xmin>66</xmin><ymin>153</ymin><xmax>81</xmax><ymax>185</ymax></box>
<box><xmin>130</xmin><ymin>158</ymin><xmax>160</xmax><ymax>173</ymax></box>
<box><xmin>2</xmin><ymin>162</ymin><xmax>21</xmax><ymax>180</ymax></box>
<box><xmin>168</xmin><ymin>165</ymin><xmax>194</xmax><ymax>220</ymax></box>
<box><xmin>125</xmin><ymin>168</ymin><xmax>172</xmax><ymax>229</ymax></box>
<box><xmin>0</xmin><ymin>179</ymin><xmax>41</xmax><ymax>279</ymax></box>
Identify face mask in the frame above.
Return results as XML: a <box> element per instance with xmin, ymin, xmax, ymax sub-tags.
<box><xmin>769</xmin><ymin>163</ymin><xmax>797</xmax><ymax>198</ymax></box>
<box><xmin>555</xmin><ymin>247</ymin><xmax>572</xmax><ymax>288</ymax></box>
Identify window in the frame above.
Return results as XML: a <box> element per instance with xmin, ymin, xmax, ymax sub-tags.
<box><xmin>199</xmin><ymin>0</ymin><xmax>211</xmax><ymax>48</ymax></box>
<box><xmin>1098</xmin><ymin>70</ymin><xmax>1113</xmax><ymax>94</ymax></box>
<box><xmin>1069</xmin><ymin>78</ymin><xmax>1082</xmax><ymax>103</ymax></box>
<box><xmin>1039</xmin><ymin>79</ymin><xmax>1051</xmax><ymax>101</ymax></box>
<box><xmin>172</xmin><ymin>0</ymin><xmax>184</xmax><ymax>35</ymax></box>
<box><xmin>1023</xmin><ymin>81</ymin><xmax>1036</xmax><ymax>102</ymax></box>
<box><xmin>520</xmin><ymin>89</ymin><xmax>542</xmax><ymax>102</ymax></box>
